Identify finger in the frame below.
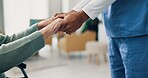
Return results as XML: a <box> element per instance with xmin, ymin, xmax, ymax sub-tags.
<box><xmin>59</xmin><ymin>20</ymin><xmax>66</xmax><ymax>31</ymax></box>
<box><xmin>61</xmin><ymin>24</ymin><xmax>69</xmax><ymax>32</ymax></box>
<box><xmin>53</xmin><ymin>22</ymin><xmax>62</xmax><ymax>34</ymax></box>
<box><xmin>65</xmin><ymin>27</ymin><xmax>74</xmax><ymax>33</ymax></box>
<box><xmin>66</xmin><ymin>31</ymin><xmax>75</xmax><ymax>35</ymax></box>
<box><xmin>59</xmin><ymin>26</ymin><xmax>64</xmax><ymax>31</ymax></box>
<box><xmin>51</xmin><ymin>12</ymin><xmax>64</xmax><ymax>20</ymax></box>
<box><xmin>52</xmin><ymin>12</ymin><xmax>63</xmax><ymax>18</ymax></box>
<box><xmin>61</xmin><ymin>25</ymin><xmax>71</xmax><ymax>33</ymax></box>
<box><xmin>62</xmin><ymin>27</ymin><xmax>69</xmax><ymax>32</ymax></box>
<box><xmin>53</xmin><ymin>14</ymin><xmax>66</xmax><ymax>20</ymax></box>
<box><xmin>51</xmin><ymin>20</ymin><xmax>62</xmax><ymax>34</ymax></box>
<box><xmin>53</xmin><ymin>12</ymin><xmax>64</xmax><ymax>17</ymax></box>
<box><xmin>65</xmin><ymin>28</ymin><xmax>77</xmax><ymax>35</ymax></box>
<box><xmin>66</xmin><ymin>32</ymin><xmax>72</xmax><ymax>35</ymax></box>
<box><xmin>52</xmin><ymin>13</ymin><xmax>65</xmax><ymax>19</ymax></box>
<box><xmin>65</xmin><ymin>30</ymin><xmax>72</xmax><ymax>35</ymax></box>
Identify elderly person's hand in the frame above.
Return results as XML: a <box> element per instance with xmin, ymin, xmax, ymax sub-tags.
<box><xmin>40</xmin><ymin>18</ymin><xmax>62</xmax><ymax>39</ymax></box>
<box><xmin>52</xmin><ymin>10</ymin><xmax>89</xmax><ymax>35</ymax></box>
<box><xmin>37</xmin><ymin>18</ymin><xmax>53</xmax><ymax>30</ymax></box>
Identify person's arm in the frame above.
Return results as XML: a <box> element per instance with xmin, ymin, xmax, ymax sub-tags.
<box><xmin>0</xmin><ymin>18</ymin><xmax>53</xmax><ymax>44</ymax></box>
<box><xmin>52</xmin><ymin>0</ymin><xmax>116</xmax><ymax>34</ymax></box>
<box><xmin>0</xmin><ymin>18</ymin><xmax>62</xmax><ymax>73</ymax></box>
<box><xmin>82</xmin><ymin>0</ymin><xmax>116</xmax><ymax>19</ymax></box>
<box><xmin>0</xmin><ymin>31</ymin><xmax>45</xmax><ymax>73</ymax></box>
<box><xmin>0</xmin><ymin>24</ymin><xmax>39</xmax><ymax>45</ymax></box>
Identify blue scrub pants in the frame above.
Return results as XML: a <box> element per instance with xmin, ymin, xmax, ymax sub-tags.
<box><xmin>108</xmin><ymin>35</ymin><xmax>148</xmax><ymax>78</ymax></box>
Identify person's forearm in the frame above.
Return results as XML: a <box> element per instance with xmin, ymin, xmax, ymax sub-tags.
<box><xmin>0</xmin><ymin>31</ymin><xmax>45</xmax><ymax>73</ymax></box>
<box><xmin>82</xmin><ymin>0</ymin><xmax>116</xmax><ymax>19</ymax></box>
<box><xmin>0</xmin><ymin>24</ymin><xmax>39</xmax><ymax>44</ymax></box>
<box><xmin>40</xmin><ymin>26</ymin><xmax>51</xmax><ymax>39</ymax></box>
<box><xmin>0</xmin><ymin>18</ymin><xmax>62</xmax><ymax>73</ymax></box>
<box><xmin>12</xmin><ymin>23</ymin><xmax>39</xmax><ymax>40</ymax></box>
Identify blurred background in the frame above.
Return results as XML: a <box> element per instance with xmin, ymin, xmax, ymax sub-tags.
<box><xmin>0</xmin><ymin>0</ymin><xmax>110</xmax><ymax>78</ymax></box>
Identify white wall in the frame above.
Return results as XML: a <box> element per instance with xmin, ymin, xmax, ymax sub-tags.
<box><xmin>30</xmin><ymin>0</ymin><xmax>49</xmax><ymax>19</ymax></box>
<box><xmin>0</xmin><ymin>0</ymin><xmax>4</xmax><ymax>33</ymax></box>
<box><xmin>30</xmin><ymin>0</ymin><xmax>62</xmax><ymax>18</ymax></box>
<box><xmin>62</xmin><ymin>0</ymin><xmax>81</xmax><ymax>12</ymax></box>
<box><xmin>48</xmin><ymin>0</ymin><xmax>62</xmax><ymax>17</ymax></box>
<box><xmin>2</xmin><ymin>0</ymin><xmax>81</xmax><ymax>35</ymax></box>
<box><xmin>3</xmin><ymin>0</ymin><xmax>62</xmax><ymax>35</ymax></box>
<box><xmin>3</xmin><ymin>0</ymin><xmax>30</xmax><ymax>35</ymax></box>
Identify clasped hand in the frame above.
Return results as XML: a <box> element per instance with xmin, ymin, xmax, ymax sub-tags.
<box><xmin>37</xmin><ymin>10</ymin><xmax>89</xmax><ymax>40</ymax></box>
<box><xmin>52</xmin><ymin>10</ymin><xmax>89</xmax><ymax>35</ymax></box>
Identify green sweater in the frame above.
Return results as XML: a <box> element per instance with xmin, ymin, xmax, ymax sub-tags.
<box><xmin>0</xmin><ymin>24</ymin><xmax>45</xmax><ymax>78</ymax></box>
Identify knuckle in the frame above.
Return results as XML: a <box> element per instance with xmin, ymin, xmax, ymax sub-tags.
<box><xmin>53</xmin><ymin>13</ymin><xmax>57</xmax><ymax>16</ymax></box>
<box><xmin>56</xmin><ymin>15</ymin><xmax>60</xmax><ymax>17</ymax></box>
<box><xmin>54</xmin><ymin>12</ymin><xmax>60</xmax><ymax>16</ymax></box>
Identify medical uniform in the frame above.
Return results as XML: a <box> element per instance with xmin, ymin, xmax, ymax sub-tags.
<box><xmin>73</xmin><ymin>0</ymin><xmax>148</xmax><ymax>78</ymax></box>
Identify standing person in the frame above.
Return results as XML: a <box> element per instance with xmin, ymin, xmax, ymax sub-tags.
<box><xmin>53</xmin><ymin>0</ymin><xmax>148</xmax><ymax>78</ymax></box>
<box><xmin>0</xmin><ymin>18</ymin><xmax>62</xmax><ymax>78</ymax></box>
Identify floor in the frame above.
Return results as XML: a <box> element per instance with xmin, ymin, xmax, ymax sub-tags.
<box><xmin>28</xmin><ymin>60</ymin><xmax>110</xmax><ymax>78</ymax></box>
<box><xmin>6</xmin><ymin>54</ymin><xmax>110</xmax><ymax>78</ymax></box>
<box><xmin>5</xmin><ymin>37</ymin><xmax>111</xmax><ymax>78</ymax></box>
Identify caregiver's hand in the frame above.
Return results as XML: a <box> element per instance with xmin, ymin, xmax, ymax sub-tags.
<box><xmin>53</xmin><ymin>10</ymin><xmax>89</xmax><ymax>35</ymax></box>
<box><xmin>52</xmin><ymin>10</ymin><xmax>77</xmax><ymax>19</ymax></box>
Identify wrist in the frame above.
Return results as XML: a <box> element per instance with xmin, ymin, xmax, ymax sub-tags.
<box><xmin>40</xmin><ymin>27</ymin><xmax>51</xmax><ymax>40</ymax></box>
<box><xmin>78</xmin><ymin>10</ymin><xmax>89</xmax><ymax>22</ymax></box>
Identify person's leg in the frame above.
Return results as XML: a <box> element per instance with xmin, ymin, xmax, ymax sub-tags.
<box><xmin>108</xmin><ymin>38</ymin><xmax>125</xmax><ymax>78</ymax></box>
<box><xmin>119</xmin><ymin>35</ymin><xmax>148</xmax><ymax>78</ymax></box>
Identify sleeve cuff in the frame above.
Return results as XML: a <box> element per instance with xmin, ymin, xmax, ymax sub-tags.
<box><xmin>82</xmin><ymin>7</ymin><xmax>96</xmax><ymax>20</ymax></box>
<box><xmin>82</xmin><ymin>0</ymin><xmax>116</xmax><ymax>20</ymax></box>
<box><xmin>28</xmin><ymin>23</ymin><xmax>39</xmax><ymax>32</ymax></box>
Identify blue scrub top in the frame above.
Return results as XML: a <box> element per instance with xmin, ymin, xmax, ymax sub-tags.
<box><xmin>102</xmin><ymin>0</ymin><xmax>148</xmax><ymax>37</ymax></box>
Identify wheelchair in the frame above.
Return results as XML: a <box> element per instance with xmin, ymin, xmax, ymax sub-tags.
<box><xmin>7</xmin><ymin>63</ymin><xmax>29</xmax><ymax>78</ymax></box>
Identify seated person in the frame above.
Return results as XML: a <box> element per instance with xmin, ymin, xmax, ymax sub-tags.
<box><xmin>0</xmin><ymin>18</ymin><xmax>62</xmax><ymax>78</ymax></box>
